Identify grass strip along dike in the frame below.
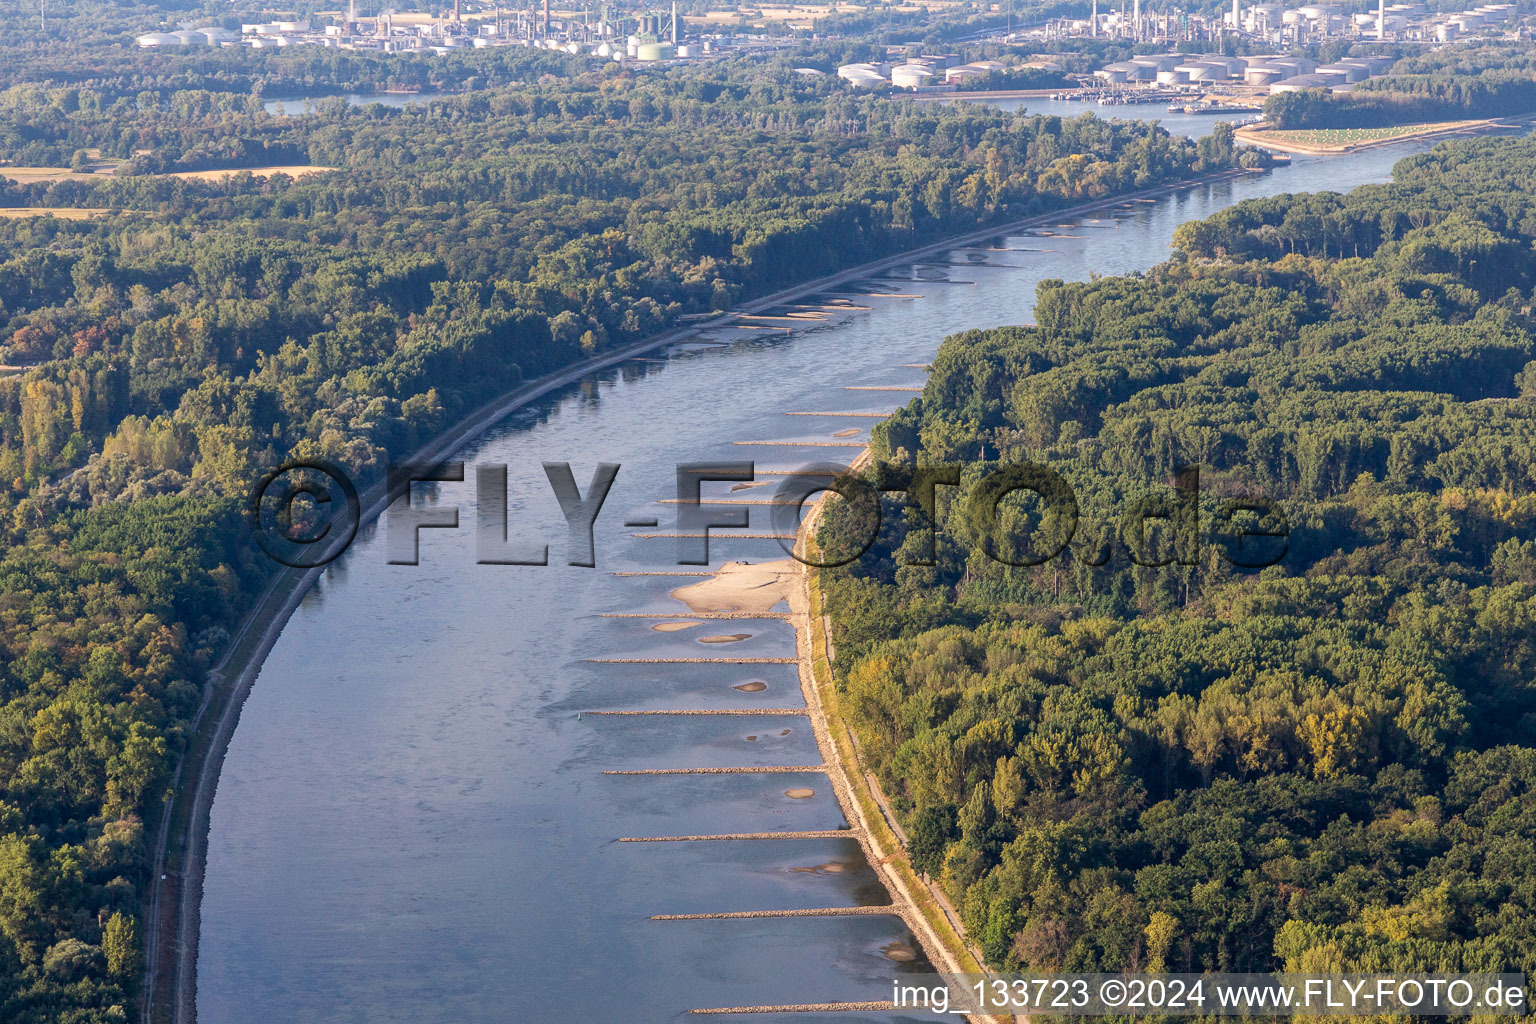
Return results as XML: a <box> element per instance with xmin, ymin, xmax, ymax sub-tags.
<box><xmin>791</xmin><ymin>450</ymin><xmax>1011</xmax><ymax>1024</ymax></box>
<box><xmin>1235</xmin><ymin>119</ymin><xmax>1496</xmax><ymax>154</ymax></box>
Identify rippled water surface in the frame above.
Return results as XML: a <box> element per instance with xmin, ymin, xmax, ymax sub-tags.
<box><xmin>199</xmin><ymin>131</ymin><xmax>1505</xmax><ymax>1022</ymax></box>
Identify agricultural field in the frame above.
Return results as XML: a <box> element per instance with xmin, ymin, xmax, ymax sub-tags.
<box><xmin>164</xmin><ymin>164</ymin><xmax>337</xmax><ymax>180</ymax></box>
<box><xmin>0</xmin><ymin>165</ymin><xmax>115</xmax><ymax>182</ymax></box>
<box><xmin>0</xmin><ymin>206</ymin><xmax>108</xmax><ymax>219</ymax></box>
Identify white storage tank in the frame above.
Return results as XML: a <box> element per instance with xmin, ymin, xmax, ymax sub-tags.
<box><xmin>1175</xmin><ymin>61</ymin><xmax>1228</xmax><ymax>82</ymax></box>
<box><xmin>136</xmin><ymin>31</ymin><xmax>178</xmax><ymax>46</ymax></box>
<box><xmin>1250</xmin><ymin>3</ymin><xmax>1285</xmax><ymax>28</ymax></box>
<box><xmin>1317</xmin><ymin>64</ymin><xmax>1368</xmax><ymax>82</ymax></box>
<box><xmin>890</xmin><ymin>64</ymin><xmax>935</xmax><ymax>89</ymax></box>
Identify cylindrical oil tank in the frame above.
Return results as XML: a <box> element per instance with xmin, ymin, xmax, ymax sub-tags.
<box><xmin>890</xmin><ymin>64</ymin><xmax>935</xmax><ymax>88</ymax></box>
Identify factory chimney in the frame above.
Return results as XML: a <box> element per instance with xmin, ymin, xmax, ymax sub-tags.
<box><xmin>1233</xmin><ymin>0</ymin><xmax>1239</xmax><ymax>32</ymax></box>
<box><xmin>1132</xmin><ymin>0</ymin><xmax>1139</xmax><ymax>39</ymax></box>
<box><xmin>1377</xmin><ymin>0</ymin><xmax>1386</xmax><ymax>38</ymax></box>
<box><xmin>543</xmin><ymin>0</ymin><xmax>550</xmax><ymax>35</ymax></box>
<box><xmin>670</xmin><ymin>0</ymin><xmax>677</xmax><ymax>43</ymax></box>
<box><xmin>1091</xmin><ymin>0</ymin><xmax>1097</xmax><ymax>36</ymax></box>
<box><xmin>453</xmin><ymin>0</ymin><xmax>460</xmax><ymax>22</ymax></box>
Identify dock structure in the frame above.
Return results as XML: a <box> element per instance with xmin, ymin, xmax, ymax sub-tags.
<box><xmin>584</xmin><ymin>657</ymin><xmax>798</xmax><ymax>664</ymax></box>
<box><xmin>690</xmin><ymin>1003</ymin><xmax>898</xmax><ymax>1015</ymax></box>
<box><xmin>653</xmin><ymin>498</ymin><xmax>804</xmax><ymax>505</ymax></box>
<box><xmin>609</xmin><ymin>570</ymin><xmax>712</xmax><ymax>576</ymax></box>
<box><xmin>629</xmin><ymin>532</ymin><xmax>797</xmax><ymax>540</ymax></box>
<box><xmin>652</xmin><ymin>906</ymin><xmax>896</xmax><ymax>921</ymax></box>
<box><xmin>618</xmin><ymin>831</ymin><xmax>854</xmax><ymax>842</ymax></box>
<box><xmin>730</xmin><ymin>440</ymin><xmax>867</xmax><ymax>448</ymax></box>
<box><xmin>596</xmin><ymin>434</ymin><xmax>1003</xmax><ymax>1024</ymax></box>
<box><xmin>598</xmin><ymin>611</ymin><xmax>792</xmax><ymax>619</ymax></box>
<box><xmin>583</xmin><ymin>709</ymin><xmax>808</xmax><ymax>717</ymax></box>
<box><xmin>602</xmin><ymin>765</ymin><xmax>827</xmax><ymax>776</ymax></box>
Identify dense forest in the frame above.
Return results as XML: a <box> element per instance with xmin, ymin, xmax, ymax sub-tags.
<box><xmin>0</xmin><ymin>27</ymin><xmax>1258</xmax><ymax>1022</ymax></box>
<box><xmin>818</xmin><ymin>134</ymin><xmax>1536</xmax><ymax>980</ymax></box>
<box><xmin>1264</xmin><ymin>42</ymin><xmax>1536</xmax><ymax>129</ymax></box>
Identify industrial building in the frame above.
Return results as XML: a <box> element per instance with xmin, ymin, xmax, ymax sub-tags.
<box><xmin>1047</xmin><ymin>0</ymin><xmax>1519</xmax><ymax>49</ymax></box>
<box><xmin>137</xmin><ymin>27</ymin><xmax>240</xmax><ymax>46</ymax></box>
<box><xmin>133</xmin><ymin>2</ymin><xmax>787</xmax><ymax>65</ymax></box>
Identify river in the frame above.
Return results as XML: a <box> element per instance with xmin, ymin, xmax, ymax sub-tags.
<box><xmin>264</xmin><ymin>92</ymin><xmax>446</xmax><ymax>116</ymax></box>
<box><xmin>972</xmin><ymin>94</ymin><xmax>1262</xmax><ymax>139</ymax></box>
<box><xmin>196</xmin><ymin>128</ymin><xmax>1508</xmax><ymax>1023</ymax></box>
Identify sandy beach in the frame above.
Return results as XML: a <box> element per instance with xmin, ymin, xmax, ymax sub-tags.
<box><xmin>670</xmin><ymin>560</ymin><xmax>804</xmax><ymax>615</ymax></box>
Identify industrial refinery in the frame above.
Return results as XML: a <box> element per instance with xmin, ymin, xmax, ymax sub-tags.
<box><xmin>1033</xmin><ymin>0</ymin><xmax>1519</xmax><ymax>48</ymax></box>
<box><xmin>135</xmin><ymin>2</ymin><xmax>778</xmax><ymax>61</ymax></box>
<box><xmin>1074</xmin><ymin>2</ymin><xmax>1522</xmax><ymax>99</ymax></box>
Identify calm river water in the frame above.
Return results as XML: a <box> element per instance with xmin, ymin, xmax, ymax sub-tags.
<box><xmin>264</xmin><ymin>92</ymin><xmax>446</xmax><ymax>116</ymax></box>
<box><xmin>197</xmin><ymin>124</ymin><xmax>1515</xmax><ymax>1023</ymax></box>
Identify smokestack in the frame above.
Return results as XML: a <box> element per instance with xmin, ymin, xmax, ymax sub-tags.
<box><xmin>543</xmin><ymin>0</ymin><xmax>550</xmax><ymax>35</ymax></box>
<box><xmin>671</xmin><ymin>0</ymin><xmax>677</xmax><ymax>44</ymax></box>
<box><xmin>1091</xmin><ymin>0</ymin><xmax>1097</xmax><ymax>36</ymax></box>
<box><xmin>453</xmin><ymin>0</ymin><xmax>460</xmax><ymax>22</ymax></box>
<box><xmin>1233</xmin><ymin>0</ymin><xmax>1239</xmax><ymax>31</ymax></box>
<box><xmin>1378</xmin><ymin>0</ymin><xmax>1386</xmax><ymax>38</ymax></box>
<box><xmin>1132</xmin><ymin>0</ymin><xmax>1139</xmax><ymax>38</ymax></box>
